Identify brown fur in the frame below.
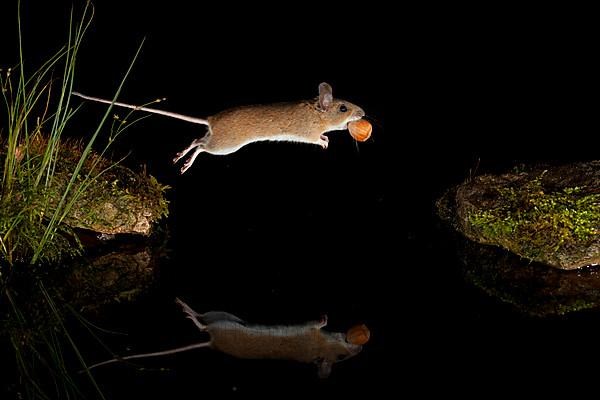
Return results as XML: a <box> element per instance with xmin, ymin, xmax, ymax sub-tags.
<box><xmin>204</xmin><ymin>99</ymin><xmax>364</xmax><ymax>155</ymax></box>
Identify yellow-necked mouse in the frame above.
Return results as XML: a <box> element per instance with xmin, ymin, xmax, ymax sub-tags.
<box><xmin>73</xmin><ymin>82</ymin><xmax>365</xmax><ymax>174</ymax></box>
<box><xmin>85</xmin><ymin>298</ymin><xmax>367</xmax><ymax>378</ymax></box>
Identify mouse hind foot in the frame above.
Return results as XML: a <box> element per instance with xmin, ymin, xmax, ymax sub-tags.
<box><xmin>176</xmin><ymin>298</ymin><xmax>208</xmax><ymax>331</ymax></box>
<box><xmin>173</xmin><ymin>135</ymin><xmax>208</xmax><ymax>174</ymax></box>
<box><xmin>179</xmin><ymin>147</ymin><xmax>205</xmax><ymax>174</ymax></box>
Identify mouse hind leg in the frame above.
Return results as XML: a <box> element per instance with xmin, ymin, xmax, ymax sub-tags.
<box><xmin>179</xmin><ymin>145</ymin><xmax>206</xmax><ymax>174</ymax></box>
<box><xmin>173</xmin><ymin>132</ymin><xmax>210</xmax><ymax>174</ymax></box>
<box><xmin>176</xmin><ymin>298</ymin><xmax>208</xmax><ymax>331</ymax></box>
<box><xmin>173</xmin><ymin>137</ymin><xmax>205</xmax><ymax>163</ymax></box>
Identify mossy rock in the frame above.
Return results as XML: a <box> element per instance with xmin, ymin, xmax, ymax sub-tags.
<box><xmin>438</xmin><ymin>162</ymin><xmax>600</xmax><ymax>270</ymax></box>
<box><xmin>53</xmin><ymin>143</ymin><xmax>168</xmax><ymax>235</ymax></box>
<box><xmin>57</xmin><ymin>165</ymin><xmax>168</xmax><ymax>235</ymax></box>
<box><xmin>3</xmin><ymin>137</ymin><xmax>169</xmax><ymax>236</ymax></box>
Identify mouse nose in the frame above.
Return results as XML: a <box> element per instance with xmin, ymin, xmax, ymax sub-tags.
<box><xmin>355</xmin><ymin>108</ymin><xmax>365</xmax><ymax>118</ymax></box>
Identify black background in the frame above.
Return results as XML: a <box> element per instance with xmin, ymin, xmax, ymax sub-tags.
<box><xmin>1</xmin><ymin>0</ymin><xmax>599</xmax><ymax>398</ymax></box>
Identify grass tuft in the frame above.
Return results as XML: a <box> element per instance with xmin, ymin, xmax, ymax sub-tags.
<box><xmin>1</xmin><ymin>0</ymin><xmax>153</xmax><ymax>267</ymax></box>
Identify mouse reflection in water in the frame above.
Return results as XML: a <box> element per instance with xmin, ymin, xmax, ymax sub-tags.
<box><xmin>86</xmin><ymin>298</ymin><xmax>370</xmax><ymax>378</ymax></box>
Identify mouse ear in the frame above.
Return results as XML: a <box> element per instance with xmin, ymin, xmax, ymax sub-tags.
<box><xmin>318</xmin><ymin>82</ymin><xmax>333</xmax><ymax>110</ymax></box>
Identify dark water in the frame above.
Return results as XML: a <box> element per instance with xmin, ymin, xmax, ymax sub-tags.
<box><xmin>2</xmin><ymin>1</ymin><xmax>600</xmax><ymax>397</ymax></box>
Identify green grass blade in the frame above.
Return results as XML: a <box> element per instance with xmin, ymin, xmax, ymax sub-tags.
<box><xmin>32</xmin><ymin>38</ymin><xmax>146</xmax><ymax>263</ymax></box>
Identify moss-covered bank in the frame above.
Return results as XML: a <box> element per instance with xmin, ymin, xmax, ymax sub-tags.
<box><xmin>438</xmin><ymin>162</ymin><xmax>600</xmax><ymax>269</ymax></box>
<box><xmin>1</xmin><ymin>136</ymin><xmax>168</xmax><ymax>263</ymax></box>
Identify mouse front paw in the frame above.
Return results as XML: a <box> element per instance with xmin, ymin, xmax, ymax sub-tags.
<box><xmin>316</xmin><ymin>314</ymin><xmax>328</xmax><ymax>328</ymax></box>
<box><xmin>318</xmin><ymin>135</ymin><xmax>329</xmax><ymax>149</ymax></box>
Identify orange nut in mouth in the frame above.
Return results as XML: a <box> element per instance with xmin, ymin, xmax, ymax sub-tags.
<box><xmin>346</xmin><ymin>324</ymin><xmax>371</xmax><ymax>345</ymax></box>
<box><xmin>348</xmin><ymin>119</ymin><xmax>372</xmax><ymax>142</ymax></box>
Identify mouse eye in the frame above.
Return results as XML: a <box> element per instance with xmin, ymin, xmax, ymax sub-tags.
<box><xmin>339</xmin><ymin>104</ymin><xmax>348</xmax><ymax>113</ymax></box>
<box><xmin>337</xmin><ymin>354</ymin><xmax>347</xmax><ymax>361</ymax></box>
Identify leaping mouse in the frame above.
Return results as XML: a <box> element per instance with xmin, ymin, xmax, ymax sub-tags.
<box><xmin>72</xmin><ymin>82</ymin><xmax>365</xmax><ymax>174</ymax></box>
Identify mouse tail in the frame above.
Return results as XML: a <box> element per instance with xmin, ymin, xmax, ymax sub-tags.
<box><xmin>82</xmin><ymin>341</ymin><xmax>212</xmax><ymax>372</ymax></box>
<box><xmin>72</xmin><ymin>92</ymin><xmax>209</xmax><ymax>125</ymax></box>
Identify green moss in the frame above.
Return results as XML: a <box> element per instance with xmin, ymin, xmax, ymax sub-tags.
<box><xmin>1</xmin><ymin>136</ymin><xmax>169</xmax><ymax>265</ymax></box>
<box><xmin>468</xmin><ymin>174</ymin><xmax>600</xmax><ymax>259</ymax></box>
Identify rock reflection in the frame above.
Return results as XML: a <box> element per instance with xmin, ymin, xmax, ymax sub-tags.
<box><xmin>0</xmin><ymin>231</ymin><xmax>166</xmax><ymax>398</ymax></box>
<box><xmin>453</xmin><ymin>232</ymin><xmax>600</xmax><ymax>317</ymax></box>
